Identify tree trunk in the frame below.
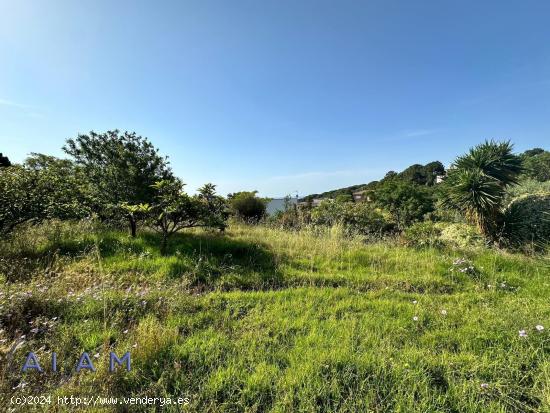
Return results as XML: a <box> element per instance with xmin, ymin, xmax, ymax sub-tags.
<box><xmin>129</xmin><ymin>216</ymin><xmax>137</xmax><ymax>237</ymax></box>
<box><xmin>160</xmin><ymin>232</ymin><xmax>168</xmax><ymax>255</ymax></box>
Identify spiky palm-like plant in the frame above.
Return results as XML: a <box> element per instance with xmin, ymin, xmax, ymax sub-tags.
<box><xmin>441</xmin><ymin>140</ymin><xmax>523</xmax><ymax>241</ymax></box>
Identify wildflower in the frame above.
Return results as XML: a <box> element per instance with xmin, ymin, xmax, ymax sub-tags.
<box><xmin>413</xmin><ymin>316</ymin><xmax>419</xmax><ymax>321</ymax></box>
<box><xmin>480</xmin><ymin>383</ymin><xmax>489</xmax><ymax>389</ymax></box>
<box><xmin>412</xmin><ymin>300</ymin><xmax>418</xmax><ymax>304</ymax></box>
<box><xmin>519</xmin><ymin>330</ymin><xmax>527</xmax><ymax>338</ymax></box>
<box><xmin>123</xmin><ymin>329</ymin><xmax>129</xmax><ymax>334</ymax></box>
<box><xmin>536</xmin><ymin>325</ymin><xmax>544</xmax><ymax>332</ymax></box>
<box><xmin>441</xmin><ymin>309</ymin><xmax>447</xmax><ymax>315</ymax></box>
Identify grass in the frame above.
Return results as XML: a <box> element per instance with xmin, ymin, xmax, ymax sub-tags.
<box><xmin>1</xmin><ymin>221</ymin><xmax>550</xmax><ymax>412</ymax></box>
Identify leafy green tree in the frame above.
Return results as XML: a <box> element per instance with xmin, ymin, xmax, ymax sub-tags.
<box><xmin>373</xmin><ymin>179</ymin><xmax>434</xmax><ymax>230</ymax></box>
<box><xmin>400</xmin><ymin>164</ymin><xmax>427</xmax><ymax>185</ymax></box>
<box><xmin>0</xmin><ymin>153</ymin><xmax>10</xmax><ymax>167</ymax></box>
<box><xmin>441</xmin><ymin>140</ymin><xmax>523</xmax><ymax>240</ymax></box>
<box><xmin>63</xmin><ymin>130</ymin><xmax>172</xmax><ymax>236</ymax></box>
<box><xmin>0</xmin><ymin>154</ymin><xmax>91</xmax><ymax>234</ymax></box>
<box><xmin>197</xmin><ymin>183</ymin><xmax>229</xmax><ymax>231</ymax></box>
<box><xmin>227</xmin><ymin>191</ymin><xmax>267</xmax><ymax>222</ymax></box>
<box><xmin>523</xmin><ymin>148</ymin><xmax>545</xmax><ymax>157</ymax></box>
<box><xmin>399</xmin><ymin>161</ymin><xmax>445</xmax><ymax>186</ymax></box>
<box><xmin>119</xmin><ymin>203</ymin><xmax>152</xmax><ymax>236</ymax></box>
<box><xmin>423</xmin><ymin>161</ymin><xmax>446</xmax><ymax>185</ymax></box>
<box><xmin>149</xmin><ymin>180</ymin><xmax>228</xmax><ymax>254</ymax></box>
<box><xmin>521</xmin><ymin>150</ymin><xmax>550</xmax><ymax>182</ymax></box>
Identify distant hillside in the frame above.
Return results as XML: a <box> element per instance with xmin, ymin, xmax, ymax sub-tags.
<box><xmin>301</xmin><ymin>183</ymin><xmax>367</xmax><ymax>202</ymax></box>
<box><xmin>301</xmin><ymin>161</ymin><xmax>445</xmax><ymax>202</ymax></box>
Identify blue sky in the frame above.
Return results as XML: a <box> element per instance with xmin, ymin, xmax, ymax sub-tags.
<box><xmin>1</xmin><ymin>0</ymin><xmax>549</xmax><ymax>196</ymax></box>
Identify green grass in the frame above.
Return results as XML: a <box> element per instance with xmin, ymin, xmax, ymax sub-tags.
<box><xmin>1</xmin><ymin>222</ymin><xmax>550</xmax><ymax>412</ymax></box>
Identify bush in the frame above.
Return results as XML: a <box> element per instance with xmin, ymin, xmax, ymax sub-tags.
<box><xmin>0</xmin><ymin>156</ymin><xmax>92</xmax><ymax>235</ymax></box>
<box><xmin>402</xmin><ymin>222</ymin><xmax>442</xmax><ymax>248</ymax></box>
<box><xmin>373</xmin><ymin>178</ymin><xmax>435</xmax><ymax>230</ymax></box>
<box><xmin>269</xmin><ymin>204</ymin><xmax>311</xmax><ymax>230</ymax></box>
<box><xmin>311</xmin><ymin>200</ymin><xmax>393</xmax><ymax>237</ymax></box>
<box><xmin>502</xmin><ymin>194</ymin><xmax>550</xmax><ymax>250</ymax></box>
<box><xmin>438</xmin><ymin>223</ymin><xmax>485</xmax><ymax>249</ymax></box>
<box><xmin>504</xmin><ymin>179</ymin><xmax>550</xmax><ymax>204</ymax></box>
<box><xmin>228</xmin><ymin>192</ymin><xmax>267</xmax><ymax>222</ymax></box>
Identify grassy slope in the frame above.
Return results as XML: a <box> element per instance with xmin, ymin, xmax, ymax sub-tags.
<box><xmin>1</xmin><ymin>223</ymin><xmax>550</xmax><ymax>412</ymax></box>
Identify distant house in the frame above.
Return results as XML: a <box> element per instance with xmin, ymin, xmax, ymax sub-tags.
<box><xmin>435</xmin><ymin>175</ymin><xmax>445</xmax><ymax>184</ymax></box>
<box><xmin>266</xmin><ymin>197</ymin><xmax>298</xmax><ymax>215</ymax></box>
<box><xmin>352</xmin><ymin>190</ymin><xmax>372</xmax><ymax>202</ymax></box>
<box><xmin>352</xmin><ymin>190</ymin><xmax>365</xmax><ymax>202</ymax></box>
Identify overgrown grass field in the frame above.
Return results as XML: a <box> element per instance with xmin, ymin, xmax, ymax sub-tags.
<box><xmin>1</xmin><ymin>222</ymin><xmax>550</xmax><ymax>412</ymax></box>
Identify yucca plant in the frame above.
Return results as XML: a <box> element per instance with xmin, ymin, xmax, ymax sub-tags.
<box><xmin>441</xmin><ymin>140</ymin><xmax>523</xmax><ymax>241</ymax></box>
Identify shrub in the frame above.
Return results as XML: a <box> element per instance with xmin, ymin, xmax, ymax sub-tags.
<box><xmin>521</xmin><ymin>150</ymin><xmax>550</xmax><ymax>182</ymax></box>
<box><xmin>437</xmin><ymin>223</ymin><xmax>485</xmax><ymax>249</ymax></box>
<box><xmin>502</xmin><ymin>194</ymin><xmax>550</xmax><ymax>250</ymax></box>
<box><xmin>504</xmin><ymin>178</ymin><xmax>550</xmax><ymax>204</ymax></box>
<box><xmin>269</xmin><ymin>204</ymin><xmax>311</xmax><ymax>230</ymax></box>
<box><xmin>311</xmin><ymin>200</ymin><xmax>392</xmax><ymax>237</ymax></box>
<box><xmin>228</xmin><ymin>192</ymin><xmax>267</xmax><ymax>222</ymax></box>
<box><xmin>402</xmin><ymin>222</ymin><xmax>442</xmax><ymax>248</ymax></box>
<box><xmin>373</xmin><ymin>178</ymin><xmax>435</xmax><ymax>230</ymax></box>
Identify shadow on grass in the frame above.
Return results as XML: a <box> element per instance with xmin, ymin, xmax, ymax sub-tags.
<box><xmin>1</xmin><ymin>225</ymin><xmax>283</xmax><ymax>289</ymax></box>
<box><xmin>139</xmin><ymin>231</ymin><xmax>283</xmax><ymax>290</ymax></box>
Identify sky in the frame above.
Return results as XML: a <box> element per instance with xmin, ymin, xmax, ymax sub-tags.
<box><xmin>1</xmin><ymin>0</ymin><xmax>549</xmax><ymax>197</ymax></box>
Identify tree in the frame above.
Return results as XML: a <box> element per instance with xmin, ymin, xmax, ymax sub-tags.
<box><xmin>423</xmin><ymin>161</ymin><xmax>446</xmax><ymax>185</ymax></box>
<box><xmin>197</xmin><ymin>183</ymin><xmax>229</xmax><ymax>231</ymax></box>
<box><xmin>0</xmin><ymin>153</ymin><xmax>10</xmax><ymax>167</ymax></box>
<box><xmin>227</xmin><ymin>191</ymin><xmax>266</xmax><ymax>222</ymax></box>
<box><xmin>0</xmin><ymin>154</ymin><xmax>91</xmax><ymax>234</ymax></box>
<box><xmin>440</xmin><ymin>140</ymin><xmax>523</xmax><ymax>240</ymax></box>
<box><xmin>149</xmin><ymin>180</ymin><xmax>228</xmax><ymax>254</ymax></box>
<box><xmin>119</xmin><ymin>203</ymin><xmax>151</xmax><ymax>237</ymax></box>
<box><xmin>521</xmin><ymin>150</ymin><xmax>550</xmax><ymax>182</ymax></box>
<box><xmin>63</xmin><ymin>130</ymin><xmax>172</xmax><ymax>236</ymax></box>
<box><xmin>523</xmin><ymin>148</ymin><xmax>545</xmax><ymax>157</ymax></box>
<box><xmin>400</xmin><ymin>164</ymin><xmax>427</xmax><ymax>185</ymax></box>
<box><xmin>398</xmin><ymin>161</ymin><xmax>445</xmax><ymax>186</ymax></box>
<box><xmin>373</xmin><ymin>179</ymin><xmax>434</xmax><ymax>230</ymax></box>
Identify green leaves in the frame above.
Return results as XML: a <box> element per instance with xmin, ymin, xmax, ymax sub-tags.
<box><xmin>0</xmin><ymin>155</ymin><xmax>91</xmax><ymax>235</ymax></box>
<box><xmin>441</xmin><ymin>140</ymin><xmax>523</xmax><ymax>240</ymax></box>
<box><xmin>373</xmin><ymin>178</ymin><xmax>434</xmax><ymax>230</ymax></box>
<box><xmin>149</xmin><ymin>179</ymin><xmax>228</xmax><ymax>253</ymax></box>
<box><xmin>63</xmin><ymin>130</ymin><xmax>172</xmax><ymax>216</ymax></box>
<box><xmin>453</xmin><ymin>140</ymin><xmax>523</xmax><ymax>186</ymax></box>
<box><xmin>521</xmin><ymin>150</ymin><xmax>550</xmax><ymax>182</ymax></box>
<box><xmin>311</xmin><ymin>199</ymin><xmax>391</xmax><ymax>235</ymax></box>
<box><xmin>228</xmin><ymin>191</ymin><xmax>266</xmax><ymax>222</ymax></box>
